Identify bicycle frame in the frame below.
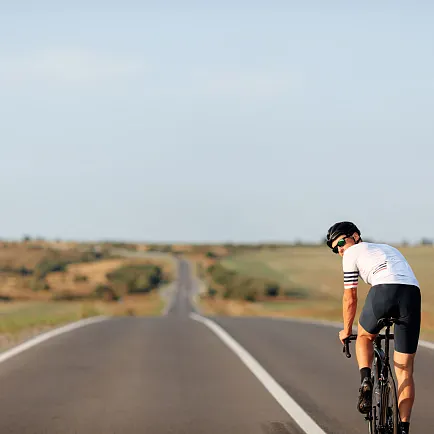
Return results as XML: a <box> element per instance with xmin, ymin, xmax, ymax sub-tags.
<box><xmin>343</xmin><ymin>319</ymin><xmax>400</xmax><ymax>434</ymax></box>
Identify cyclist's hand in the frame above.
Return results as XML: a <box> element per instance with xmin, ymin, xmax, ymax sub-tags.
<box><xmin>339</xmin><ymin>329</ymin><xmax>351</xmax><ymax>345</ymax></box>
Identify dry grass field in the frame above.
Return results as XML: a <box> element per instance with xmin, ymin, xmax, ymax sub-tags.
<box><xmin>0</xmin><ymin>290</ymin><xmax>166</xmax><ymax>351</ymax></box>
<box><xmin>0</xmin><ymin>242</ymin><xmax>175</xmax><ymax>350</ymax></box>
<box><xmin>0</xmin><ymin>241</ymin><xmax>175</xmax><ymax>299</ymax></box>
<box><xmin>0</xmin><ymin>242</ymin><xmax>63</xmax><ymax>269</ymax></box>
<box><xmin>198</xmin><ymin>245</ymin><xmax>434</xmax><ymax>341</ymax></box>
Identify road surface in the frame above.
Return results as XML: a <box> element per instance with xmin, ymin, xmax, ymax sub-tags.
<box><xmin>0</xmin><ymin>259</ymin><xmax>432</xmax><ymax>433</ymax></box>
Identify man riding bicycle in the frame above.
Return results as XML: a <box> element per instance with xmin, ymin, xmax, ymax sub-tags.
<box><xmin>326</xmin><ymin>222</ymin><xmax>421</xmax><ymax>434</ymax></box>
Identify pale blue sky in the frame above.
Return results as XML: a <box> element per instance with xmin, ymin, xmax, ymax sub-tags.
<box><xmin>1</xmin><ymin>2</ymin><xmax>433</xmax><ymax>243</ymax></box>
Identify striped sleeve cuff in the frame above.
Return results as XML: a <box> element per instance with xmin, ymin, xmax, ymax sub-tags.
<box><xmin>344</xmin><ymin>271</ymin><xmax>359</xmax><ymax>289</ymax></box>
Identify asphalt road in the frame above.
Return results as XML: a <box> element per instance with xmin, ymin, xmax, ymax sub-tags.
<box><xmin>0</xmin><ymin>259</ymin><xmax>432</xmax><ymax>433</ymax></box>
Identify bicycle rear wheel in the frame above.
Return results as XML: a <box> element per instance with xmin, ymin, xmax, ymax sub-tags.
<box><xmin>384</xmin><ymin>368</ymin><xmax>399</xmax><ymax>434</ymax></box>
<box><xmin>369</xmin><ymin>356</ymin><xmax>381</xmax><ymax>434</ymax></box>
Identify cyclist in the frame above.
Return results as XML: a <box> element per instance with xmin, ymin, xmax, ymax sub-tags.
<box><xmin>326</xmin><ymin>222</ymin><xmax>421</xmax><ymax>434</ymax></box>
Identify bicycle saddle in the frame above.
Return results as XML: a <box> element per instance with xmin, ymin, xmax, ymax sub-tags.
<box><xmin>376</xmin><ymin>317</ymin><xmax>400</xmax><ymax>329</ymax></box>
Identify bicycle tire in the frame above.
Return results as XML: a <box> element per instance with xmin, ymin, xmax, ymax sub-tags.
<box><xmin>385</xmin><ymin>367</ymin><xmax>399</xmax><ymax>434</ymax></box>
<box><xmin>369</xmin><ymin>355</ymin><xmax>381</xmax><ymax>434</ymax></box>
<box><xmin>378</xmin><ymin>370</ymin><xmax>399</xmax><ymax>434</ymax></box>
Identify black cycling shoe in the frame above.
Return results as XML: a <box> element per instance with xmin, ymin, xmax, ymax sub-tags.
<box><xmin>399</xmin><ymin>422</ymin><xmax>409</xmax><ymax>434</ymax></box>
<box><xmin>357</xmin><ymin>377</ymin><xmax>373</xmax><ymax>414</ymax></box>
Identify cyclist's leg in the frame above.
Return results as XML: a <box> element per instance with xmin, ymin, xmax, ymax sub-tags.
<box><xmin>393</xmin><ymin>351</ymin><xmax>416</xmax><ymax>422</ymax></box>
<box><xmin>356</xmin><ymin>288</ymin><xmax>383</xmax><ymax>414</ymax></box>
<box><xmin>355</xmin><ymin>323</ymin><xmax>377</xmax><ymax>413</ymax></box>
<box><xmin>356</xmin><ymin>322</ymin><xmax>376</xmax><ymax>369</ymax></box>
<box><xmin>393</xmin><ymin>285</ymin><xmax>421</xmax><ymax>424</ymax></box>
<box><xmin>358</xmin><ymin>285</ymin><xmax>384</xmax><ymax>370</ymax></box>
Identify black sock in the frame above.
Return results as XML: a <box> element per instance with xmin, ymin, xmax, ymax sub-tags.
<box><xmin>360</xmin><ymin>367</ymin><xmax>371</xmax><ymax>382</ymax></box>
<box><xmin>401</xmin><ymin>421</ymin><xmax>410</xmax><ymax>432</ymax></box>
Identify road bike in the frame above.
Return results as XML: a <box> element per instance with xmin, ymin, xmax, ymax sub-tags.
<box><xmin>343</xmin><ymin>318</ymin><xmax>400</xmax><ymax>434</ymax></box>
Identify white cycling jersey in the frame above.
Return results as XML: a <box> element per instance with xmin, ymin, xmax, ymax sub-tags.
<box><xmin>342</xmin><ymin>242</ymin><xmax>419</xmax><ymax>290</ymax></box>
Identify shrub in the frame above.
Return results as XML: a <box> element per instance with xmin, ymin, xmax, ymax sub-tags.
<box><xmin>0</xmin><ymin>294</ymin><xmax>12</xmax><ymax>301</ymax></box>
<box><xmin>148</xmin><ymin>266</ymin><xmax>163</xmax><ymax>287</ymax></box>
<box><xmin>265</xmin><ymin>283</ymin><xmax>280</xmax><ymax>297</ymax></box>
<box><xmin>93</xmin><ymin>284</ymin><xmax>120</xmax><ymax>301</ymax></box>
<box><xmin>223</xmin><ymin>289</ymin><xmax>233</xmax><ymax>299</ymax></box>
<box><xmin>106</xmin><ymin>264</ymin><xmax>163</xmax><ymax>294</ymax></box>
<box><xmin>207</xmin><ymin>262</ymin><xmax>283</xmax><ymax>300</ymax></box>
<box><xmin>74</xmin><ymin>274</ymin><xmax>88</xmax><ymax>282</ymax></box>
<box><xmin>159</xmin><ymin>244</ymin><xmax>173</xmax><ymax>253</ymax></box>
<box><xmin>79</xmin><ymin>250</ymin><xmax>107</xmax><ymax>262</ymax></box>
<box><xmin>420</xmin><ymin>238</ymin><xmax>433</xmax><ymax>245</ymax></box>
<box><xmin>0</xmin><ymin>265</ymin><xmax>33</xmax><ymax>276</ymax></box>
<box><xmin>18</xmin><ymin>266</ymin><xmax>33</xmax><ymax>276</ymax></box>
<box><xmin>208</xmin><ymin>287</ymin><xmax>218</xmax><ymax>298</ymax></box>
<box><xmin>34</xmin><ymin>259</ymin><xmax>68</xmax><ymax>279</ymax></box>
<box><xmin>110</xmin><ymin>242</ymin><xmax>138</xmax><ymax>251</ymax></box>
<box><xmin>244</xmin><ymin>291</ymin><xmax>257</xmax><ymax>302</ymax></box>
<box><xmin>31</xmin><ymin>278</ymin><xmax>50</xmax><ymax>291</ymax></box>
<box><xmin>52</xmin><ymin>291</ymin><xmax>85</xmax><ymax>301</ymax></box>
<box><xmin>134</xmin><ymin>274</ymin><xmax>153</xmax><ymax>293</ymax></box>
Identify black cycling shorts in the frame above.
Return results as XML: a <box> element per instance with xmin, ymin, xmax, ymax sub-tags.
<box><xmin>359</xmin><ymin>284</ymin><xmax>421</xmax><ymax>354</ymax></box>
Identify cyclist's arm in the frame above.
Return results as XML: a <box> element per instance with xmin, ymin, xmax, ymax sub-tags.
<box><xmin>343</xmin><ymin>288</ymin><xmax>357</xmax><ymax>334</ymax></box>
<box><xmin>342</xmin><ymin>251</ymin><xmax>359</xmax><ymax>334</ymax></box>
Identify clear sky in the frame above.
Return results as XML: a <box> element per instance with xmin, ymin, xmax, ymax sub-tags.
<box><xmin>1</xmin><ymin>2</ymin><xmax>433</xmax><ymax>243</ymax></box>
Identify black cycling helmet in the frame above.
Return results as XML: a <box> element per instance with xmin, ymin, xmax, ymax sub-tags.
<box><xmin>326</xmin><ymin>221</ymin><xmax>361</xmax><ymax>249</ymax></box>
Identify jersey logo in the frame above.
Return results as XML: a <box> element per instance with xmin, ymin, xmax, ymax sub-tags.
<box><xmin>373</xmin><ymin>261</ymin><xmax>387</xmax><ymax>275</ymax></box>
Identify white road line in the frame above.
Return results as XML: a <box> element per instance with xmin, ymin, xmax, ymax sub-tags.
<box><xmin>0</xmin><ymin>316</ymin><xmax>109</xmax><ymax>364</ymax></box>
<box><xmin>189</xmin><ymin>312</ymin><xmax>327</xmax><ymax>434</ymax></box>
<box><xmin>419</xmin><ymin>340</ymin><xmax>434</xmax><ymax>350</ymax></box>
<box><xmin>271</xmin><ymin>317</ymin><xmax>434</xmax><ymax>351</ymax></box>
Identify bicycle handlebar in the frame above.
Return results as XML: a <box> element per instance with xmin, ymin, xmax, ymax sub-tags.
<box><xmin>343</xmin><ymin>334</ymin><xmax>358</xmax><ymax>358</ymax></box>
<box><xmin>342</xmin><ymin>331</ymin><xmax>395</xmax><ymax>359</ymax></box>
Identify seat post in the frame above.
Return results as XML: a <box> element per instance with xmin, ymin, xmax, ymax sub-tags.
<box><xmin>383</xmin><ymin>322</ymin><xmax>392</xmax><ymax>374</ymax></box>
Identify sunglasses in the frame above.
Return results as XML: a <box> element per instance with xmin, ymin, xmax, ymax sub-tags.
<box><xmin>332</xmin><ymin>237</ymin><xmax>350</xmax><ymax>254</ymax></box>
